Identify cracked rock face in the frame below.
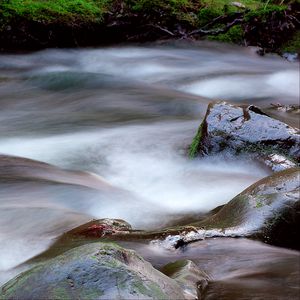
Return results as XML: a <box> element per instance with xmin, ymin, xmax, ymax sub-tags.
<box><xmin>190</xmin><ymin>102</ymin><xmax>300</xmax><ymax>170</ymax></box>
<box><xmin>0</xmin><ymin>243</ymin><xmax>185</xmax><ymax>300</ymax></box>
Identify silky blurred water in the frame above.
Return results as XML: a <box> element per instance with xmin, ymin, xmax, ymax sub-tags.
<box><xmin>0</xmin><ymin>42</ymin><xmax>298</xmax><ymax>283</ymax></box>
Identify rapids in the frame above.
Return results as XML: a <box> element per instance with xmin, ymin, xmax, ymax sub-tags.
<box><xmin>0</xmin><ymin>41</ymin><xmax>299</xmax><ymax>286</ymax></box>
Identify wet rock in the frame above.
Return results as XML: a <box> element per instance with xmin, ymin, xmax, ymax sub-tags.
<box><xmin>0</xmin><ymin>154</ymin><xmax>113</xmax><ymax>190</ymax></box>
<box><xmin>55</xmin><ymin>218</ymin><xmax>133</xmax><ymax>244</ymax></box>
<box><xmin>282</xmin><ymin>52</ymin><xmax>299</xmax><ymax>62</ymax></box>
<box><xmin>114</xmin><ymin>238</ymin><xmax>300</xmax><ymax>300</ymax></box>
<box><xmin>153</xmin><ymin>168</ymin><xmax>300</xmax><ymax>250</ymax></box>
<box><xmin>189</xmin><ymin>102</ymin><xmax>300</xmax><ymax>171</ymax></box>
<box><xmin>68</xmin><ymin>219</ymin><xmax>133</xmax><ymax>238</ymax></box>
<box><xmin>38</xmin><ymin>168</ymin><xmax>299</xmax><ymax>253</ymax></box>
<box><xmin>270</xmin><ymin>103</ymin><xmax>300</xmax><ymax>113</ymax></box>
<box><xmin>24</xmin><ymin>169</ymin><xmax>299</xmax><ymax>263</ymax></box>
<box><xmin>0</xmin><ymin>242</ymin><xmax>185</xmax><ymax>300</ymax></box>
<box><xmin>262</xmin><ymin>153</ymin><xmax>297</xmax><ymax>172</ymax></box>
<box><xmin>161</xmin><ymin>260</ymin><xmax>209</xmax><ymax>300</ymax></box>
<box><xmin>188</xmin><ymin>238</ymin><xmax>300</xmax><ymax>300</ymax></box>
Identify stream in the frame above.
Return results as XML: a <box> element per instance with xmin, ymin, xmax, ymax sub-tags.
<box><xmin>0</xmin><ymin>41</ymin><xmax>299</xmax><ymax>288</ymax></box>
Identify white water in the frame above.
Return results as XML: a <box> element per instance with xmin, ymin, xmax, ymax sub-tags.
<box><xmin>0</xmin><ymin>42</ymin><xmax>298</xmax><ymax>282</ymax></box>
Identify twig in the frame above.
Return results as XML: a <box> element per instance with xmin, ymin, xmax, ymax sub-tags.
<box><xmin>188</xmin><ymin>18</ymin><xmax>244</xmax><ymax>37</ymax></box>
<box><xmin>147</xmin><ymin>24</ymin><xmax>175</xmax><ymax>36</ymax></box>
<box><xmin>200</xmin><ymin>12</ymin><xmax>245</xmax><ymax>30</ymax></box>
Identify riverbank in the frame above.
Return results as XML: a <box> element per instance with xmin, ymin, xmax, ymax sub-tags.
<box><xmin>0</xmin><ymin>0</ymin><xmax>299</xmax><ymax>53</ymax></box>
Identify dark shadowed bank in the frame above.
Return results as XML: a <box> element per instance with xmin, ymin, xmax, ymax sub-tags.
<box><xmin>0</xmin><ymin>0</ymin><xmax>299</xmax><ymax>53</ymax></box>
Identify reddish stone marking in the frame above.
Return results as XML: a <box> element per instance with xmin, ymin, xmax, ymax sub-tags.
<box><xmin>80</xmin><ymin>224</ymin><xmax>116</xmax><ymax>237</ymax></box>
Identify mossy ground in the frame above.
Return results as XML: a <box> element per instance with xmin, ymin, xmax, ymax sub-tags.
<box><xmin>0</xmin><ymin>0</ymin><xmax>298</xmax><ymax>51</ymax></box>
<box><xmin>0</xmin><ymin>0</ymin><xmax>110</xmax><ymax>23</ymax></box>
<box><xmin>281</xmin><ymin>30</ymin><xmax>300</xmax><ymax>52</ymax></box>
<box><xmin>207</xmin><ymin>25</ymin><xmax>244</xmax><ymax>43</ymax></box>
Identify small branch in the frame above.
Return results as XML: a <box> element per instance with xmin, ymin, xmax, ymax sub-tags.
<box><xmin>287</xmin><ymin>15</ymin><xmax>300</xmax><ymax>25</ymax></box>
<box><xmin>188</xmin><ymin>18</ymin><xmax>244</xmax><ymax>37</ymax></box>
<box><xmin>147</xmin><ymin>24</ymin><xmax>175</xmax><ymax>36</ymax></box>
<box><xmin>200</xmin><ymin>12</ymin><xmax>245</xmax><ymax>30</ymax></box>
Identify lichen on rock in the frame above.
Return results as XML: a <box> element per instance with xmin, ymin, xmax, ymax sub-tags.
<box><xmin>0</xmin><ymin>242</ymin><xmax>185</xmax><ymax>300</ymax></box>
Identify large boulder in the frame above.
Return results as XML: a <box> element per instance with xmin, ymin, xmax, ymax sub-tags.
<box><xmin>152</xmin><ymin>167</ymin><xmax>300</xmax><ymax>250</ymax></box>
<box><xmin>189</xmin><ymin>102</ymin><xmax>300</xmax><ymax>171</ymax></box>
<box><xmin>0</xmin><ymin>242</ymin><xmax>185</xmax><ymax>300</ymax></box>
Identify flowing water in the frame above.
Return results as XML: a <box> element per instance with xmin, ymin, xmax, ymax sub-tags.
<box><xmin>0</xmin><ymin>42</ymin><xmax>299</xmax><ymax>286</ymax></box>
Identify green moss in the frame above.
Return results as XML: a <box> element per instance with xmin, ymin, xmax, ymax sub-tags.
<box><xmin>197</xmin><ymin>0</ymin><xmax>262</xmax><ymax>25</ymax></box>
<box><xmin>242</xmin><ymin>143</ymin><xmax>298</xmax><ymax>165</ymax></box>
<box><xmin>0</xmin><ymin>265</ymin><xmax>43</xmax><ymax>297</ymax></box>
<box><xmin>127</xmin><ymin>0</ymin><xmax>200</xmax><ymax>25</ymax></box>
<box><xmin>281</xmin><ymin>30</ymin><xmax>300</xmax><ymax>53</ymax></box>
<box><xmin>207</xmin><ymin>25</ymin><xmax>244</xmax><ymax>43</ymax></box>
<box><xmin>256</xmin><ymin>201</ymin><xmax>263</xmax><ymax>208</ymax></box>
<box><xmin>198</xmin><ymin>7</ymin><xmax>222</xmax><ymax>26</ymax></box>
<box><xmin>0</xmin><ymin>0</ymin><xmax>110</xmax><ymax>24</ymax></box>
<box><xmin>192</xmin><ymin>194</ymin><xmax>249</xmax><ymax>229</ymax></box>
<box><xmin>244</xmin><ymin>4</ymin><xmax>287</xmax><ymax>22</ymax></box>
<box><xmin>131</xmin><ymin>280</ymin><xmax>166</xmax><ymax>299</ymax></box>
<box><xmin>146</xmin><ymin>282</ymin><xmax>167</xmax><ymax>298</ymax></box>
<box><xmin>51</xmin><ymin>287</ymin><xmax>70</xmax><ymax>300</ymax></box>
<box><xmin>189</xmin><ymin>121</ymin><xmax>204</xmax><ymax>158</ymax></box>
<box><xmin>160</xmin><ymin>260</ymin><xmax>187</xmax><ymax>277</ymax></box>
<box><xmin>0</xmin><ymin>0</ymin><xmax>291</xmax><ymax>51</ymax></box>
<box><xmin>130</xmin><ymin>0</ymin><xmax>191</xmax><ymax>12</ymax></box>
<box><xmin>131</xmin><ymin>280</ymin><xmax>152</xmax><ymax>296</ymax></box>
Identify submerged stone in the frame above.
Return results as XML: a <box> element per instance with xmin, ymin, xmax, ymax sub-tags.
<box><xmin>0</xmin><ymin>243</ymin><xmax>185</xmax><ymax>300</ymax></box>
<box><xmin>161</xmin><ymin>259</ymin><xmax>209</xmax><ymax>300</ymax></box>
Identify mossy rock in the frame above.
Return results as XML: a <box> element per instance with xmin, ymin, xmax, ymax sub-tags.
<box><xmin>161</xmin><ymin>259</ymin><xmax>209</xmax><ymax>299</ymax></box>
<box><xmin>0</xmin><ymin>242</ymin><xmax>185</xmax><ymax>300</ymax></box>
<box><xmin>189</xmin><ymin>101</ymin><xmax>300</xmax><ymax>171</ymax></box>
<box><xmin>147</xmin><ymin>168</ymin><xmax>300</xmax><ymax>250</ymax></box>
<box><xmin>188</xmin><ymin>167</ymin><xmax>300</xmax><ymax>249</ymax></box>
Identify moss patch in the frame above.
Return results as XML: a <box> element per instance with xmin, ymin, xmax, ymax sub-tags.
<box><xmin>0</xmin><ymin>0</ymin><xmax>297</xmax><ymax>53</ymax></box>
<box><xmin>0</xmin><ymin>0</ymin><xmax>109</xmax><ymax>24</ymax></box>
<box><xmin>207</xmin><ymin>25</ymin><xmax>244</xmax><ymax>43</ymax></box>
<box><xmin>244</xmin><ymin>4</ymin><xmax>287</xmax><ymax>22</ymax></box>
<box><xmin>281</xmin><ymin>30</ymin><xmax>300</xmax><ymax>53</ymax></box>
<box><xmin>160</xmin><ymin>260</ymin><xmax>188</xmax><ymax>277</ymax></box>
<box><xmin>189</xmin><ymin>121</ymin><xmax>204</xmax><ymax>158</ymax></box>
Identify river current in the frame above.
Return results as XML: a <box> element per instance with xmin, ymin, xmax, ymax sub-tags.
<box><xmin>0</xmin><ymin>41</ymin><xmax>299</xmax><ymax>285</ymax></box>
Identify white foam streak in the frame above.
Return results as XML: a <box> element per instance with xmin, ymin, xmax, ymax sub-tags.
<box><xmin>0</xmin><ymin>122</ymin><xmax>268</xmax><ymax>219</ymax></box>
<box><xmin>180</xmin><ymin>70</ymin><xmax>299</xmax><ymax>100</ymax></box>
